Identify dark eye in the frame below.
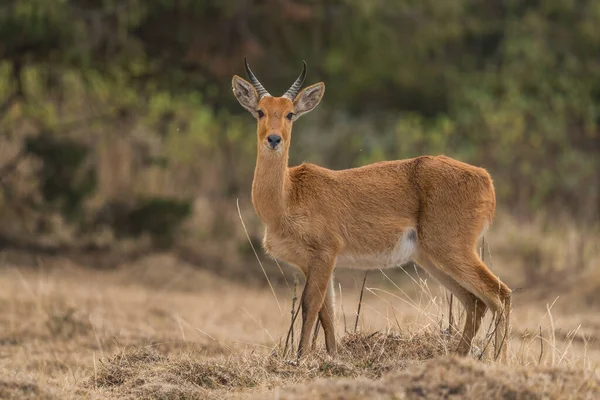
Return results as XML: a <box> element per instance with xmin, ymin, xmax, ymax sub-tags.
<box><xmin>286</xmin><ymin>112</ymin><xmax>294</xmax><ymax>121</ymax></box>
<box><xmin>257</xmin><ymin>110</ymin><xmax>264</xmax><ymax>118</ymax></box>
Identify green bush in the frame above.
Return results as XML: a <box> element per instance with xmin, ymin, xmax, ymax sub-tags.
<box><xmin>1</xmin><ymin>0</ymin><xmax>599</xmax><ymax>251</ymax></box>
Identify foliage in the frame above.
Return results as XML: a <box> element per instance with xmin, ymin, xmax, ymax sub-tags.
<box><xmin>24</xmin><ymin>135</ymin><xmax>96</xmax><ymax>221</ymax></box>
<box><xmin>0</xmin><ymin>0</ymin><xmax>599</xmax><ymax>251</ymax></box>
<box><xmin>106</xmin><ymin>198</ymin><xmax>192</xmax><ymax>248</ymax></box>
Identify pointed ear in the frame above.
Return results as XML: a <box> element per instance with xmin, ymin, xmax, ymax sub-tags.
<box><xmin>232</xmin><ymin>75</ymin><xmax>259</xmax><ymax>117</ymax></box>
<box><xmin>293</xmin><ymin>82</ymin><xmax>325</xmax><ymax>119</ymax></box>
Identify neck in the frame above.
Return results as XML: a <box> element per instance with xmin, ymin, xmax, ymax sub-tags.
<box><xmin>252</xmin><ymin>144</ymin><xmax>290</xmax><ymax>227</ymax></box>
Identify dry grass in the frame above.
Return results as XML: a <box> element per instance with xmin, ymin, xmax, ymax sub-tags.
<box><xmin>1</xmin><ymin>216</ymin><xmax>600</xmax><ymax>399</ymax></box>
<box><xmin>85</xmin><ymin>333</ymin><xmax>599</xmax><ymax>399</ymax></box>
<box><xmin>86</xmin><ymin>331</ymin><xmax>442</xmax><ymax>399</ymax></box>
<box><xmin>273</xmin><ymin>355</ymin><xmax>600</xmax><ymax>400</ymax></box>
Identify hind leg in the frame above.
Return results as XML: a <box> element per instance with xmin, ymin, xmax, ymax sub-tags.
<box><xmin>423</xmin><ymin>249</ymin><xmax>512</xmax><ymax>362</ymax></box>
<box><xmin>417</xmin><ymin>254</ymin><xmax>488</xmax><ymax>356</ymax></box>
<box><xmin>495</xmin><ymin>288</ymin><xmax>511</xmax><ymax>362</ymax></box>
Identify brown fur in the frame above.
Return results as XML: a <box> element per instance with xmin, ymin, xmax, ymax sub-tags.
<box><xmin>232</xmin><ymin>75</ymin><xmax>511</xmax><ymax>362</ymax></box>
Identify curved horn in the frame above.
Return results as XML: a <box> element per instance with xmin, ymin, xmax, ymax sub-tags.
<box><xmin>282</xmin><ymin>61</ymin><xmax>307</xmax><ymax>100</ymax></box>
<box><xmin>244</xmin><ymin>57</ymin><xmax>270</xmax><ymax>98</ymax></box>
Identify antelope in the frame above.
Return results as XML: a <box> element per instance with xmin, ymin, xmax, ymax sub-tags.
<box><xmin>232</xmin><ymin>59</ymin><xmax>512</xmax><ymax>362</ymax></box>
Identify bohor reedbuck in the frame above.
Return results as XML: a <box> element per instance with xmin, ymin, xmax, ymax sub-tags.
<box><xmin>232</xmin><ymin>59</ymin><xmax>512</xmax><ymax>362</ymax></box>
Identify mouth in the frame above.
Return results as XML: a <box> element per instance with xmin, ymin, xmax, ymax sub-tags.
<box><xmin>264</xmin><ymin>143</ymin><xmax>282</xmax><ymax>151</ymax></box>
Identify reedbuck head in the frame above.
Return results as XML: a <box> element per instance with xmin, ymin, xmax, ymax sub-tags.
<box><xmin>232</xmin><ymin>58</ymin><xmax>325</xmax><ymax>153</ymax></box>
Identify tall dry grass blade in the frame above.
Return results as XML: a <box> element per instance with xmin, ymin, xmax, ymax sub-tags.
<box><xmin>195</xmin><ymin>327</ymin><xmax>235</xmax><ymax>353</ymax></box>
<box><xmin>284</xmin><ymin>287</ymin><xmax>303</xmax><ymax>357</ymax></box>
<box><xmin>367</xmin><ymin>287</ymin><xmax>439</xmax><ymax>324</ymax></box>
<box><xmin>176</xmin><ymin>313</ymin><xmax>186</xmax><ymax>341</ymax></box>
<box><xmin>274</xmin><ymin>259</ymin><xmax>291</xmax><ymax>290</ymax></box>
<box><xmin>483</xmin><ymin>306</ymin><xmax>496</xmax><ymax>344</ymax></box>
<box><xmin>378</xmin><ymin>269</ymin><xmax>421</xmax><ymax>311</ymax></box>
<box><xmin>92</xmin><ymin>324</ymin><xmax>106</xmax><ymax>360</ymax></box>
<box><xmin>493</xmin><ymin>305</ymin><xmax>510</xmax><ymax>361</ymax></box>
<box><xmin>448</xmin><ymin>292</ymin><xmax>454</xmax><ymax>335</ymax></box>
<box><xmin>291</xmin><ymin>275</ymin><xmax>298</xmax><ymax>351</ymax></box>
<box><xmin>236</xmin><ymin>198</ymin><xmax>282</xmax><ymax>314</ymax></box>
<box><xmin>311</xmin><ymin>320</ymin><xmax>321</xmax><ymax>350</ymax></box>
<box><xmin>518</xmin><ymin>330</ymin><xmax>530</xmax><ymax>366</ymax></box>
<box><xmin>547</xmin><ymin>302</ymin><xmax>557</xmax><ymax>366</ymax></box>
<box><xmin>480</xmin><ymin>235</ymin><xmax>485</xmax><ymax>262</ymax></box>
<box><xmin>10</xmin><ymin>267</ymin><xmax>45</xmax><ymax>316</ymax></box>
<box><xmin>354</xmin><ymin>272</ymin><xmax>368</xmax><ymax>332</ymax></box>
<box><xmin>339</xmin><ymin>282</ymin><xmax>347</xmax><ymax>333</ymax></box>
<box><xmin>93</xmin><ymin>351</ymin><xmax>97</xmax><ymax>388</ymax></box>
<box><xmin>538</xmin><ymin>326</ymin><xmax>544</xmax><ymax>365</ymax></box>
<box><xmin>363</xmin><ymin>287</ymin><xmax>406</xmax><ymax>334</ymax></box>
<box><xmin>480</xmin><ymin>239</ymin><xmax>500</xmax><ymax>352</ymax></box>
<box><xmin>478</xmin><ymin>308</ymin><xmax>504</xmax><ymax>360</ymax></box>
<box><xmin>486</xmin><ymin>237</ymin><xmax>494</xmax><ymax>270</ymax></box>
<box><xmin>242</xmin><ymin>307</ymin><xmax>275</xmax><ymax>342</ymax></box>
<box><xmin>582</xmin><ymin>335</ymin><xmax>590</xmax><ymax>370</ymax></box>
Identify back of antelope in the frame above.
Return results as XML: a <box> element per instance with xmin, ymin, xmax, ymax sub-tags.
<box><xmin>232</xmin><ymin>59</ymin><xmax>512</xmax><ymax>362</ymax></box>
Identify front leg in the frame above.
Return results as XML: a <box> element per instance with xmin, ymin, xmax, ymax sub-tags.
<box><xmin>318</xmin><ymin>277</ymin><xmax>337</xmax><ymax>355</ymax></box>
<box><xmin>297</xmin><ymin>254</ymin><xmax>336</xmax><ymax>358</ymax></box>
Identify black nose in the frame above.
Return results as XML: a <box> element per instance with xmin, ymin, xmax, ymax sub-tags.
<box><xmin>267</xmin><ymin>134</ymin><xmax>282</xmax><ymax>149</ymax></box>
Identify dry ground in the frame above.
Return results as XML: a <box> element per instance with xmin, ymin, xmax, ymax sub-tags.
<box><xmin>1</xmin><ymin>215</ymin><xmax>600</xmax><ymax>399</ymax></box>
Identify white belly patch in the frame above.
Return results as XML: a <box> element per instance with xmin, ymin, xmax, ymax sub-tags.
<box><xmin>337</xmin><ymin>228</ymin><xmax>417</xmax><ymax>269</ymax></box>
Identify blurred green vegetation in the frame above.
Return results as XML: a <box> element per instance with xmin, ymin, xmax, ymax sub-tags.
<box><xmin>0</xmin><ymin>0</ymin><xmax>599</xmax><ymax>256</ymax></box>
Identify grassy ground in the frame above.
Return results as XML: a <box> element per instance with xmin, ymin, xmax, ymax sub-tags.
<box><xmin>1</xmin><ymin>215</ymin><xmax>599</xmax><ymax>399</ymax></box>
